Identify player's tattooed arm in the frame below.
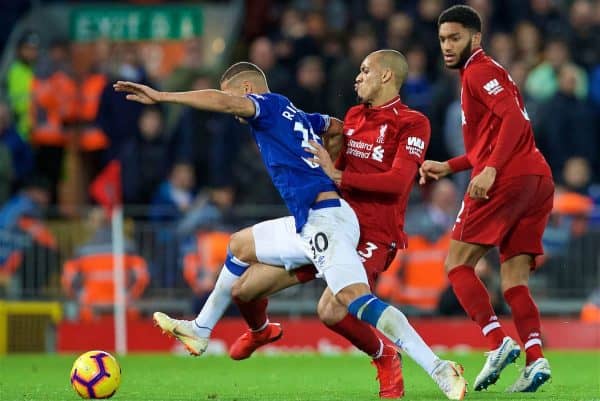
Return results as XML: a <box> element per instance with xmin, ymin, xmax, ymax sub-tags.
<box><xmin>114</xmin><ymin>81</ymin><xmax>255</xmax><ymax>117</ymax></box>
<box><xmin>305</xmin><ymin>140</ymin><xmax>342</xmax><ymax>185</ymax></box>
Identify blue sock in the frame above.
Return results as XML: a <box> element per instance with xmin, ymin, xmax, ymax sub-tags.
<box><xmin>347</xmin><ymin>294</ymin><xmax>390</xmax><ymax>327</ymax></box>
<box><xmin>224</xmin><ymin>251</ymin><xmax>250</xmax><ymax>276</ymax></box>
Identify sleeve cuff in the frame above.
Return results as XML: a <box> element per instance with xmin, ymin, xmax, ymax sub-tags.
<box><xmin>245</xmin><ymin>95</ymin><xmax>260</xmax><ymax>120</ymax></box>
<box><xmin>322</xmin><ymin>114</ymin><xmax>331</xmax><ymax>133</ymax></box>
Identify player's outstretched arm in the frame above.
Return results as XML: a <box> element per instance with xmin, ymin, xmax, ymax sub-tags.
<box><xmin>114</xmin><ymin>81</ymin><xmax>255</xmax><ymax>117</ymax></box>
<box><xmin>418</xmin><ymin>160</ymin><xmax>453</xmax><ymax>185</ymax></box>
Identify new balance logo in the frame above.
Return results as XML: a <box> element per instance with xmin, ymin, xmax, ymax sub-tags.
<box><xmin>483</xmin><ymin>79</ymin><xmax>504</xmax><ymax>95</ymax></box>
<box><xmin>345</xmin><ymin>128</ymin><xmax>355</xmax><ymax>136</ymax></box>
<box><xmin>406</xmin><ymin>136</ymin><xmax>425</xmax><ymax>157</ymax></box>
<box><xmin>371</xmin><ymin>145</ymin><xmax>384</xmax><ymax>162</ymax></box>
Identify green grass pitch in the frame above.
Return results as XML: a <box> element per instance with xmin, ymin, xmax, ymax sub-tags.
<box><xmin>1</xmin><ymin>351</ymin><xmax>598</xmax><ymax>400</ymax></box>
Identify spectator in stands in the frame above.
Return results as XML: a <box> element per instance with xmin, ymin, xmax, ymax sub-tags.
<box><xmin>413</xmin><ymin>0</ymin><xmax>444</xmax><ymax>78</ymax></box>
<box><xmin>513</xmin><ymin>21</ymin><xmax>543</xmax><ymax>70</ymax></box>
<box><xmin>232</xmin><ymin>138</ymin><xmax>283</xmax><ymax>212</ymax></box>
<box><xmin>150</xmin><ymin>162</ymin><xmax>196</xmax><ymax>222</ymax></box>
<box><xmin>328</xmin><ymin>25</ymin><xmax>376</xmax><ymax>118</ymax></box>
<box><xmin>562</xmin><ymin>157</ymin><xmax>594</xmax><ymax>195</ymax></box>
<box><xmin>385</xmin><ymin>12</ymin><xmax>415</xmax><ymax>54</ymax></box>
<box><xmin>171</xmin><ymin>74</ymin><xmax>242</xmax><ymax>189</ymax></box>
<box><xmin>364</xmin><ymin>0</ymin><xmax>395</xmax><ymax>47</ymax></box>
<box><xmin>401</xmin><ymin>45</ymin><xmax>432</xmax><ymax>114</ymax></box>
<box><xmin>489</xmin><ymin>31</ymin><xmax>515</xmax><ymax>69</ymax></box>
<box><xmin>248</xmin><ymin>37</ymin><xmax>290</xmax><ymax>95</ymax></box>
<box><xmin>526</xmin><ymin>38</ymin><xmax>588</xmax><ymax>102</ymax></box>
<box><xmin>29</xmin><ymin>38</ymin><xmax>73</xmax><ymax>203</ymax></box>
<box><xmin>526</xmin><ymin>0</ymin><xmax>568</xmax><ymax>36</ymax></box>
<box><xmin>535</xmin><ymin>64</ymin><xmax>597</xmax><ymax>178</ymax></box>
<box><xmin>0</xmin><ymin>175</ymin><xmax>49</xmax><ymax>229</ymax></box>
<box><xmin>97</xmin><ymin>43</ymin><xmax>151</xmax><ymax>161</ymax></box>
<box><xmin>287</xmin><ymin>56</ymin><xmax>327</xmax><ymax>113</ymax></box>
<box><xmin>6</xmin><ymin>30</ymin><xmax>39</xmax><ymax>140</ymax></box>
<box><xmin>0</xmin><ymin>175</ymin><xmax>57</xmax><ymax>298</ymax></box>
<box><xmin>119</xmin><ymin>106</ymin><xmax>170</xmax><ymax>205</ymax></box>
<box><xmin>0</xmin><ymin>101</ymin><xmax>33</xmax><ymax>198</ymax></box>
<box><xmin>580</xmin><ymin>288</ymin><xmax>600</xmax><ymax>323</ymax></box>
<box><xmin>61</xmin><ymin>208</ymin><xmax>149</xmax><ymax>321</ymax></box>
<box><xmin>567</xmin><ymin>0</ymin><xmax>600</xmax><ymax>70</ymax></box>
<box><xmin>182</xmin><ymin>231</ymin><xmax>231</xmax><ymax>315</ymax></box>
<box><xmin>405</xmin><ymin>179</ymin><xmax>458</xmax><ymax>241</ymax></box>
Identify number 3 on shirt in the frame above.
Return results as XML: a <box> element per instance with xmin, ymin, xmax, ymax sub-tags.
<box><xmin>295</xmin><ymin>121</ymin><xmax>320</xmax><ymax>168</ymax></box>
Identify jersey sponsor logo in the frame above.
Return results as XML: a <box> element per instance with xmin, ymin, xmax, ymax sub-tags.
<box><xmin>371</xmin><ymin>145</ymin><xmax>384</xmax><ymax>162</ymax></box>
<box><xmin>406</xmin><ymin>136</ymin><xmax>425</xmax><ymax>157</ymax></box>
<box><xmin>345</xmin><ymin>128</ymin><xmax>355</xmax><ymax>136</ymax></box>
<box><xmin>483</xmin><ymin>78</ymin><xmax>504</xmax><ymax>95</ymax></box>
<box><xmin>377</xmin><ymin>124</ymin><xmax>387</xmax><ymax>144</ymax></box>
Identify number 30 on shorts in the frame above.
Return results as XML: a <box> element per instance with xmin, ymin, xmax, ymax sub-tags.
<box><xmin>309</xmin><ymin>232</ymin><xmax>329</xmax><ymax>259</ymax></box>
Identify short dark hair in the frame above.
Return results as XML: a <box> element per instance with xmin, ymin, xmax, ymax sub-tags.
<box><xmin>438</xmin><ymin>5</ymin><xmax>482</xmax><ymax>32</ymax></box>
<box><xmin>220</xmin><ymin>62</ymin><xmax>265</xmax><ymax>83</ymax></box>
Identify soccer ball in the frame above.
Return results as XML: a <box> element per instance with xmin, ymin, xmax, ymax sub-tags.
<box><xmin>70</xmin><ymin>350</ymin><xmax>121</xmax><ymax>399</ymax></box>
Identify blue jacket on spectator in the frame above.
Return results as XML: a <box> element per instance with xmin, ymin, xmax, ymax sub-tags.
<box><xmin>0</xmin><ymin>124</ymin><xmax>33</xmax><ymax>183</ymax></box>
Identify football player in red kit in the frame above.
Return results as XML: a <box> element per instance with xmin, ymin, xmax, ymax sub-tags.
<box><xmin>229</xmin><ymin>50</ymin><xmax>467</xmax><ymax>400</ymax></box>
<box><xmin>419</xmin><ymin>5</ymin><xmax>553</xmax><ymax>393</ymax></box>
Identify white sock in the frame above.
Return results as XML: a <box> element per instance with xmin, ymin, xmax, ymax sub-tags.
<box><xmin>193</xmin><ymin>266</ymin><xmax>240</xmax><ymax>337</ymax></box>
<box><xmin>376</xmin><ymin>307</ymin><xmax>439</xmax><ymax>375</ymax></box>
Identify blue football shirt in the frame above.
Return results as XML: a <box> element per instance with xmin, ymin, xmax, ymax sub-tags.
<box><xmin>246</xmin><ymin>93</ymin><xmax>337</xmax><ymax>231</ymax></box>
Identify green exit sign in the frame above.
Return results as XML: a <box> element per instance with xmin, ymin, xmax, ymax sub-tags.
<box><xmin>70</xmin><ymin>5</ymin><xmax>203</xmax><ymax>41</ymax></box>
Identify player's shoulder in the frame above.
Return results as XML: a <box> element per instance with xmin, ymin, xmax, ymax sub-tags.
<box><xmin>344</xmin><ymin>104</ymin><xmax>365</xmax><ymax>122</ymax></box>
<box><xmin>465</xmin><ymin>56</ymin><xmax>508</xmax><ymax>84</ymax></box>
<box><xmin>397</xmin><ymin>106</ymin><xmax>430</xmax><ymax>128</ymax></box>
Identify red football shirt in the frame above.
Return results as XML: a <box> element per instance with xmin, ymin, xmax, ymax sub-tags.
<box><xmin>337</xmin><ymin>96</ymin><xmax>430</xmax><ymax>248</ymax></box>
<box><xmin>450</xmin><ymin>49</ymin><xmax>551</xmax><ymax>179</ymax></box>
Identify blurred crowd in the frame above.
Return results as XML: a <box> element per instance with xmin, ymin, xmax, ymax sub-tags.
<box><xmin>0</xmin><ymin>0</ymin><xmax>599</xmax><ymax>320</ymax></box>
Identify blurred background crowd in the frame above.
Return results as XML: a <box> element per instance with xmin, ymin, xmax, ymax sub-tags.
<box><xmin>0</xmin><ymin>0</ymin><xmax>599</xmax><ymax>323</ymax></box>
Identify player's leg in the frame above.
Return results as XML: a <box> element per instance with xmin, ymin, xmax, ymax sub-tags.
<box><xmin>228</xmin><ymin>217</ymin><xmax>312</xmax><ymax>359</ymax></box>
<box><xmin>318</xmin><ymin>288</ymin><xmax>404</xmax><ymax>399</ymax></box>
<box><xmin>153</xmin><ymin>227</ymin><xmax>256</xmax><ymax>355</ymax></box>
<box><xmin>228</xmin><ymin>263</ymin><xmax>302</xmax><ymax>360</ymax></box>
<box><xmin>305</xmin><ymin>200</ymin><xmax>466</xmax><ymax>400</ymax></box>
<box><xmin>447</xmin><ymin>187</ymin><xmax>528</xmax><ymax>391</ymax></box>
<box><xmin>501</xmin><ymin>176</ymin><xmax>553</xmax><ymax>392</ymax></box>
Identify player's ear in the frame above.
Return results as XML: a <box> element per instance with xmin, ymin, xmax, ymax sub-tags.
<box><xmin>471</xmin><ymin>32</ymin><xmax>482</xmax><ymax>50</ymax></box>
<box><xmin>242</xmin><ymin>80</ymin><xmax>252</xmax><ymax>94</ymax></box>
<box><xmin>381</xmin><ymin>68</ymin><xmax>393</xmax><ymax>85</ymax></box>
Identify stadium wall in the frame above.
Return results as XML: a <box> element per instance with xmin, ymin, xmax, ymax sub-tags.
<box><xmin>57</xmin><ymin>317</ymin><xmax>600</xmax><ymax>353</ymax></box>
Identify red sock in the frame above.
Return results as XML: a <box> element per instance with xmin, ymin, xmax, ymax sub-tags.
<box><xmin>504</xmin><ymin>285</ymin><xmax>544</xmax><ymax>365</ymax></box>
<box><xmin>448</xmin><ymin>265</ymin><xmax>506</xmax><ymax>349</ymax></box>
<box><xmin>233</xmin><ymin>296</ymin><xmax>268</xmax><ymax>331</ymax></box>
<box><xmin>327</xmin><ymin>314</ymin><xmax>383</xmax><ymax>358</ymax></box>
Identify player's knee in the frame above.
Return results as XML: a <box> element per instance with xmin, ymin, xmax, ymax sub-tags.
<box><xmin>317</xmin><ymin>297</ymin><xmax>346</xmax><ymax>325</ymax></box>
<box><xmin>230</xmin><ymin>278</ymin><xmax>252</xmax><ymax>302</ymax></box>
<box><xmin>228</xmin><ymin>229</ymin><xmax>256</xmax><ymax>263</ymax></box>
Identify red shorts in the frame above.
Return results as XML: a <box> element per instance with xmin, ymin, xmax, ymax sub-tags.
<box><xmin>452</xmin><ymin>175</ymin><xmax>554</xmax><ymax>265</ymax></box>
<box><xmin>295</xmin><ymin>238</ymin><xmax>398</xmax><ymax>290</ymax></box>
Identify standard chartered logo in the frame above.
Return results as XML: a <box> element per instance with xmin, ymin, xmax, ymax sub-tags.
<box><xmin>372</xmin><ymin>145</ymin><xmax>384</xmax><ymax>162</ymax></box>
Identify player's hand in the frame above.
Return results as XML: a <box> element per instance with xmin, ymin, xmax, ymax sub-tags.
<box><xmin>306</xmin><ymin>140</ymin><xmax>342</xmax><ymax>185</ymax></box>
<box><xmin>113</xmin><ymin>81</ymin><xmax>163</xmax><ymax>104</ymax></box>
<box><xmin>467</xmin><ymin>166</ymin><xmax>496</xmax><ymax>200</ymax></box>
<box><xmin>419</xmin><ymin>160</ymin><xmax>451</xmax><ymax>185</ymax></box>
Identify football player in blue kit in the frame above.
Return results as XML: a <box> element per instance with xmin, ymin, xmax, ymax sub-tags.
<box><xmin>114</xmin><ymin>61</ymin><xmax>467</xmax><ymax>400</ymax></box>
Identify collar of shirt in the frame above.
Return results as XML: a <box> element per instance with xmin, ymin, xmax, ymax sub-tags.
<box><xmin>363</xmin><ymin>96</ymin><xmax>402</xmax><ymax>115</ymax></box>
<box><xmin>460</xmin><ymin>48</ymin><xmax>485</xmax><ymax>74</ymax></box>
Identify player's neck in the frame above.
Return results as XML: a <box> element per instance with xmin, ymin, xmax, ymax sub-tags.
<box><xmin>370</xmin><ymin>93</ymin><xmax>399</xmax><ymax>108</ymax></box>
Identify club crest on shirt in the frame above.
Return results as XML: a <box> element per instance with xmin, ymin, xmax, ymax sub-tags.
<box><xmin>377</xmin><ymin>124</ymin><xmax>387</xmax><ymax>143</ymax></box>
